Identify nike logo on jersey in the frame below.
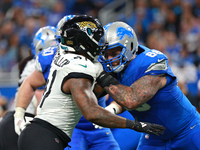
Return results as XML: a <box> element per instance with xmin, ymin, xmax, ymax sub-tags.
<box><xmin>158</xmin><ymin>59</ymin><xmax>164</xmax><ymax>62</ymax></box>
<box><xmin>78</xmin><ymin>64</ymin><xmax>87</xmax><ymax>68</ymax></box>
<box><xmin>106</xmin><ymin>131</ymin><xmax>111</xmax><ymax>135</ymax></box>
<box><xmin>190</xmin><ymin>124</ymin><xmax>197</xmax><ymax>129</ymax></box>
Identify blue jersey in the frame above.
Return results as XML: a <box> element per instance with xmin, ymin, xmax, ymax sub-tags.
<box><xmin>36</xmin><ymin>46</ymin><xmax>57</xmax><ymax>82</ymax></box>
<box><xmin>116</xmin><ymin>45</ymin><xmax>200</xmax><ymax>141</ymax></box>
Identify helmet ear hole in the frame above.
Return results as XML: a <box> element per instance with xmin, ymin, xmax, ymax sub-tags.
<box><xmin>131</xmin><ymin>42</ymin><xmax>133</xmax><ymax>51</ymax></box>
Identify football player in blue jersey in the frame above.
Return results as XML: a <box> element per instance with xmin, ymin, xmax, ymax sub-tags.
<box><xmin>97</xmin><ymin>21</ymin><xmax>200</xmax><ymax>150</ymax></box>
<box><xmin>0</xmin><ymin>25</ymin><xmax>58</xmax><ymax>150</ymax></box>
<box><xmin>15</xmin><ymin>15</ymin><xmax>165</xmax><ymax>150</ymax></box>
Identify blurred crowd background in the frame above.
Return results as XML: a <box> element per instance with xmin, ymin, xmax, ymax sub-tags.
<box><xmin>0</xmin><ymin>0</ymin><xmax>200</xmax><ymax>115</ymax></box>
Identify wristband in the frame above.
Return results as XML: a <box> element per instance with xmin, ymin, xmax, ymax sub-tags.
<box><xmin>105</xmin><ymin>103</ymin><xmax>120</xmax><ymax>114</ymax></box>
<box><xmin>96</xmin><ymin>71</ymin><xmax>119</xmax><ymax>88</ymax></box>
<box><xmin>14</xmin><ymin>107</ymin><xmax>25</xmax><ymax>118</ymax></box>
<box><xmin>126</xmin><ymin>119</ymin><xmax>135</xmax><ymax>129</ymax></box>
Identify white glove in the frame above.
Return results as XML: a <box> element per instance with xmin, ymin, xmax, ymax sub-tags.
<box><xmin>93</xmin><ymin>103</ymin><xmax>120</xmax><ymax>129</ymax></box>
<box><xmin>14</xmin><ymin>107</ymin><xmax>33</xmax><ymax>135</ymax></box>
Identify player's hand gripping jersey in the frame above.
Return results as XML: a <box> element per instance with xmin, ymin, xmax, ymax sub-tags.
<box><xmin>16</xmin><ymin>59</ymin><xmax>37</xmax><ymax>114</ymax></box>
<box><xmin>36</xmin><ymin>46</ymin><xmax>103</xmax><ymax>138</ymax></box>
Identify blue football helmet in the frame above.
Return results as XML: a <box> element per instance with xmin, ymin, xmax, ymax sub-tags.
<box><xmin>99</xmin><ymin>21</ymin><xmax>138</xmax><ymax>73</ymax></box>
<box><xmin>31</xmin><ymin>26</ymin><xmax>59</xmax><ymax>57</ymax></box>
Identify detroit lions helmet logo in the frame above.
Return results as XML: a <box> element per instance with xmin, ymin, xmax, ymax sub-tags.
<box><xmin>117</xmin><ymin>27</ymin><xmax>134</xmax><ymax>40</ymax></box>
<box><xmin>35</xmin><ymin>32</ymin><xmax>46</xmax><ymax>47</ymax></box>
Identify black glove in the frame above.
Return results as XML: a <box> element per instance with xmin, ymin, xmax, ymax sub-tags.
<box><xmin>96</xmin><ymin>71</ymin><xmax>119</xmax><ymax>88</ymax></box>
<box><xmin>127</xmin><ymin>118</ymin><xmax>165</xmax><ymax>136</ymax></box>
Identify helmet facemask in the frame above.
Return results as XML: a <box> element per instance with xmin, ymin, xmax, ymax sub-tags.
<box><xmin>100</xmin><ymin>42</ymin><xmax>137</xmax><ymax>73</ymax></box>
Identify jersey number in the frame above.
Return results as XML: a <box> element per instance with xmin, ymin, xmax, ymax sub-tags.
<box><xmin>146</xmin><ymin>50</ymin><xmax>163</xmax><ymax>57</ymax></box>
<box><xmin>42</xmin><ymin>47</ymin><xmax>54</xmax><ymax>56</ymax></box>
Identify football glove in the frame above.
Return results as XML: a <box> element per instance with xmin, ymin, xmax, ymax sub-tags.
<box><xmin>131</xmin><ymin>118</ymin><xmax>165</xmax><ymax>136</ymax></box>
<box><xmin>14</xmin><ymin>107</ymin><xmax>33</xmax><ymax>135</ymax></box>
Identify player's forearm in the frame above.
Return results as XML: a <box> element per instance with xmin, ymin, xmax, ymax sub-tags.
<box><xmin>16</xmin><ymin>70</ymin><xmax>46</xmax><ymax>110</ymax></box>
<box><xmin>83</xmin><ymin>105</ymin><xmax>134</xmax><ymax>129</ymax></box>
<box><xmin>16</xmin><ymin>80</ymin><xmax>36</xmax><ymax>110</ymax></box>
<box><xmin>103</xmin><ymin>84</ymin><xmax>139</xmax><ymax>110</ymax></box>
<box><xmin>106</xmin><ymin>75</ymin><xmax>167</xmax><ymax>110</ymax></box>
<box><xmin>97</xmin><ymin>72</ymin><xmax>162</xmax><ymax>110</ymax></box>
<box><xmin>96</xmin><ymin>71</ymin><xmax>139</xmax><ymax>109</ymax></box>
<box><xmin>96</xmin><ymin>71</ymin><xmax>139</xmax><ymax>110</ymax></box>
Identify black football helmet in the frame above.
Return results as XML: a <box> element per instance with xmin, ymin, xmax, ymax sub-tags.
<box><xmin>60</xmin><ymin>15</ymin><xmax>104</xmax><ymax>60</ymax></box>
